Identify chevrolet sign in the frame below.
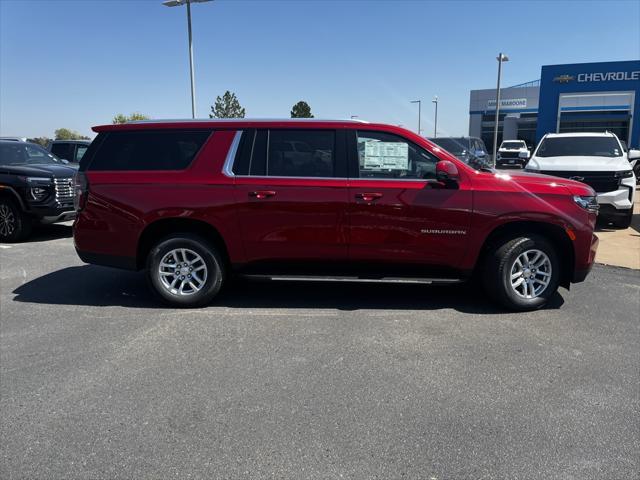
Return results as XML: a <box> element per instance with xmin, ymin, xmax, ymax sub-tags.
<box><xmin>553</xmin><ymin>74</ymin><xmax>575</xmax><ymax>83</ymax></box>
<box><xmin>578</xmin><ymin>71</ymin><xmax>640</xmax><ymax>82</ymax></box>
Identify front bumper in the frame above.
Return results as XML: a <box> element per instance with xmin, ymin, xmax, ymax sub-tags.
<box><xmin>596</xmin><ymin>178</ymin><xmax>635</xmax><ymax>211</ymax></box>
<box><xmin>573</xmin><ymin>233</ymin><xmax>599</xmax><ymax>283</ymax></box>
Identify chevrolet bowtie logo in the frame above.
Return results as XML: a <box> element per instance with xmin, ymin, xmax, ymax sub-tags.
<box><xmin>553</xmin><ymin>74</ymin><xmax>575</xmax><ymax>83</ymax></box>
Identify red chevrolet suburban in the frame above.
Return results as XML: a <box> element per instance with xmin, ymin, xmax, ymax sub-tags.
<box><xmin>73</xmin><ymin>119</ymin><xmax>599</xmax><ymax>310</ymax></box>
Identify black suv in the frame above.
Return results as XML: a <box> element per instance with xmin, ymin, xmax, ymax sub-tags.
<box><xmin>0</xmin><ymin>141</ymin><xmax>77</xmax><ymax>241</ymax></box>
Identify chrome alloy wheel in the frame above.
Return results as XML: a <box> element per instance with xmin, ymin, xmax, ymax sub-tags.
<box><xmin>0</xmin><ymin>204</ymin><xmax>16</xmax><ymax>238</ymax></box>
<box><xmin>158</xmin><ymin>248</ymin><xmax>208</xmax><ymax>296</ymax></box>
<box><xmin>509</xmin><ymin>249</ymin><xmax>552</xmax><ymax>299</ymax></box>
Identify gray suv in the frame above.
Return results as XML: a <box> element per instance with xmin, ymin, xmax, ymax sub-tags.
<box><xmin>48</xmin><ymin>140</ymin><xmax>91</xmax><ymax>164</ymax></box>
<box><xmin>428</xmin><ymin>136</ymin><xmax>490</xmax><ymax>168</ymax></box>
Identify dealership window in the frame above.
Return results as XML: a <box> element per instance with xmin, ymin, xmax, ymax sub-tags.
<box><xmin>558</xmin><ymin>111</ymin><xmax>630</xmax><ymax>142</ymax></box>
<box><xmin>356</xmin><ymin>131</ymin><xmax>437</xmax><ymax>180</ymax></box>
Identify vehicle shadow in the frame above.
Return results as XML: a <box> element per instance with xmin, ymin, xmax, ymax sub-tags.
<box><xmin>26</xmin><ymin>223</ymin><xmax>73</xmax><ymax>243</ymax></box>
<box><xmin>12</xmin><ymin>265</ymin><xmax>565</xmax><ymax>314</ymax></box>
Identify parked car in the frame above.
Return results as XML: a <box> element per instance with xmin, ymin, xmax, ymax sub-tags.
<box><xmin>428</xmin><ymin>136</ymin><xmax>490</xmax><ymax>169</ymax></box>
<box><xmin>620</xmin><ymin>139</ymin><xmax>640</xmax><ymax>186</ymax></box>
<box><xmin>496</xmin><ymin>139</ymin><xmax>530</xmax><ymax>168</ymax></box>
<box><xmin>525</xmin><ymin>132</ymin><xmax>637</xmax><ymax>228</ymax></box>
<box><xmin>0</xmin><ymin>141</ymin><xmax>77</xmax><ymax>241</ymax></box>
<box><xmin>73</xmin><ymin>119</ymin><xmax>599</xmax><ymax>311</ymax></box>
<box><xmin>48</xmin><ymin>139</ymin><xmax>91</xmax><ymax>164</ymax></box>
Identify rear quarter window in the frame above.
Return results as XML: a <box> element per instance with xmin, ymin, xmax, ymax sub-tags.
<box><xmin>87</xmin><ymin>130</ymin><xmax>212</xmax><ymax>171</ymax></box>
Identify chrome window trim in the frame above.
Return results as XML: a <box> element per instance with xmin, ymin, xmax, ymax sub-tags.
<box><xmin>230</xmin><ymin>174</ymin><xmax>431</xmax><ymax>183</ymax></box>
<box><xmin>222</xmin><ymin>130</ymin><xmax>242</xmax><ymax>178</ymax></box>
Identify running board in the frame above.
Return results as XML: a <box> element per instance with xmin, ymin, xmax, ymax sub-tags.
<box><xmin>239</xmin><ymin>275</ymin><xmax>464</xmax><ymax>285</ymax></box>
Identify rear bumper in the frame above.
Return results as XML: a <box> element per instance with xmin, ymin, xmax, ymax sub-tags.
<box><xmin>75</xmin><ymin>248</ymin><xmax>137</xmax><ymax>270</ymax></box>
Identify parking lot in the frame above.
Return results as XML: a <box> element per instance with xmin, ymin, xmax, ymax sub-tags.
<box><xmin>1</xmin><ymin>224</ymin><xmax>638</xmax><ymax>479</ymax></box>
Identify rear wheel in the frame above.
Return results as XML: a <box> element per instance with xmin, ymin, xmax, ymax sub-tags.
<box><xmin>483</xmin><ymin>235</ymin><xmax>560</xmax><ymax>311</ymax></box>
<box><xmin>0</xmin><ymin>198</ymin><xmax>32</xmax><ymax>242</ymax></box>
<box><xmin>146</xmin><ymin>233</ymin><xmax>225</xmax><ymax>307</ymax></box>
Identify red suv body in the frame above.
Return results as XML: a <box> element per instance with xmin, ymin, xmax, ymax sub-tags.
<box><xmin>73</xmin><ymin>119</ymin><xmax>598</xmax><ymax>310</ymax></box>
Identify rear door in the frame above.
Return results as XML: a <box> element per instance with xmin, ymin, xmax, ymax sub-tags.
<box><xmin>347</xmin><ymin>129</ymin><xmax>473</xmax><ymax>275</ymax></box>
<box><xmin>232</xmin><ymin>128</ymin><xmax>350</xmax><ymax>271</ymax></box>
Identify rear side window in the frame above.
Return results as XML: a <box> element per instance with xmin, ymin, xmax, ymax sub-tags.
<box><xmin>233</xmin><ymin>129</ymin><xmax>339</xmax><ymax>178</ymax></box>
<box><xmin>51</xmin><ymin>143</ymin><xmax>73</xmax><ymax>160</ymax></box>
<box><xmin>267</xmin><ymin>130</ymin><xmax>335</xmax><ymax>177</ymax></box>
<box><xmin>88</xmin><ymin>130</ymin><xmax>211</xmax><ymax>171</ymax></box>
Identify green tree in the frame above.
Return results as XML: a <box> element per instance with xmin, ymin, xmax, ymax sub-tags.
<box><xmin>27</xmin><ymin>137</ymin><xmax>52</xmax><ymax>147</ymax></box>
<box><xmin>112</xmin><ymin>112</ymin><xmax>149</xmax><ymax>124</ymax></box>
<box><xmin>290</xmin><ymin>100</ymin><xmax>314</xmax><ymax>118</ymax></box>
<box><xmin>210</xmin><ymin>91</ymin><xmax>246</xmax><ymax>118</ymax></box>
<box><xmin>54</xmin><ymin>128</ymin><xmax>90</xmax><ymax>140</ymax></box>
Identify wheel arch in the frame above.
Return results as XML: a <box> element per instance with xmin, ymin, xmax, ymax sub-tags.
<box><xmin>136</xmin><ymin>217</ymin><xmax>230</xmax><ymax>271</ymax></box>
<box><xmin>476</xmin><ymin>220</ymin><xmax>575</xmax><ymax>288</ymax></box>
<box><xmin>0</xmin><ymin>185</ymin><xmax>26</xmax><ymax>210</ymax></box>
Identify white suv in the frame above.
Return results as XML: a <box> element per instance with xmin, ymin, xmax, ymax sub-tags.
<box><xmin>526</xmin><ymin>132</ymin><xmax>637</xmax><ymax>228</ymax></box>
<box><xmin>496</xmin><ymin>139</ymin><xmax>530</xmax><ymax>169</ymax></box>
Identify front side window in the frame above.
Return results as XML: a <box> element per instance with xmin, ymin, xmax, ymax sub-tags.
<box><xmin>267</xmin><ymin>130</ymin><xmax>335</xmax><ymax>177</ymax></box>
<box><xmin>357</xmin><ymin>131</ymin><xmax>437</xmax><ymax>180</ymax></box>
<box><xmin>535</xmin><ymin>136</ymin><xmax>622</xmax><ymax>158</ymax></box>
<box><xmin>88</xmin><ymin>130</ymin><xmax>211</xmax><ymax>171</ymax></box>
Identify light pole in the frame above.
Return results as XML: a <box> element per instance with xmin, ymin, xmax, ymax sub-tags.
<box><xmin>492</xmin><ymin>53</ymin><xmax>509</xmax><ymax>164</ymax></box>
<box><xmin>163</xmin><ymin>0</ymin><xmax>213</xmax><ymax>118</ymax></box>
<box><xmin>432</xmin><ymin>95</ymin><xmax>438</xmax><ymax>138</ymax></box>
<box><xmin>410</xmin><ymin>100</ymin><xmax>422</xmax><ymax>135</ymax></box>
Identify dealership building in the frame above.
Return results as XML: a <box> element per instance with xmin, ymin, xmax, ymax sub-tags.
<box><xmin>469</xmin><ymin>60</ymin><xmax>640</xmax><ymax>153</ymax></box>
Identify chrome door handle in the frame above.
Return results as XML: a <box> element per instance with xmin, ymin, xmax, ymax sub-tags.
<box><xmin>249</xmin><ymin>190</ymin><xmax>277</xmax><ymax>200</ymax></box>
<box><xmin>355</xmin><ymin>192</ymin><xmax>383</xmax><ymax>202</ymax></box>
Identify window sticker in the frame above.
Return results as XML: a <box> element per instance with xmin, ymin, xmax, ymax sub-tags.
<box><xmin>363</xmin><ymin>141</ymin><xmax>409</xmax><ymax>170</ymax></box>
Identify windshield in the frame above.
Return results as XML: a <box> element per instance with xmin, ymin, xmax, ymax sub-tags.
<box><xmin>0</xmin><ymin>143</ymin><xmax>63</xmax><ymax>166</ymax></box>
<box><xmin>501</xmin><ymin>141</ymin><xmax>525</xmax><ymax>149</ymax></box>
<box><xmin>430</xmin><ymin>138</ymin><xmax>468</xmax><ymax>154</ymax></box>
<box><xmin>535</xmin><ymin>136</ymin><xmax>622</xmax><ymax>158</ymax></box>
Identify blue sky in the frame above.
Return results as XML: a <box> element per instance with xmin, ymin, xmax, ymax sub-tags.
<box><xmin>1</xmin><ymin>0</ymin><xmax>639</xmax><ymax>139</ymax></box>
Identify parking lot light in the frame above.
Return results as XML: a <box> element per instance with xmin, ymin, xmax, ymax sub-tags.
<box><xmin>410</xmin><ymin>100</ymin><xmax>422</xmax><ymax>135</ymax></box>
<box><xmin>432</xmin><ymin>95</ymin><xmax>438</xmax><ymax>138</ymax></box>
<box><xmin>492</xmin><ymin>53</ymin><xmax>509</xmax><ymax>165</ymax></box>
<box><xmin>162</xmin><ymin>0</ymin><xmax>214</xmax><ymax>118</ymax></box>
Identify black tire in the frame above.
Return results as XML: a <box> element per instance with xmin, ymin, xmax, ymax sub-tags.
<box><xmin>483</xmin><ymin>234</ymin><xmax>560</xmax><ymax>311</ymax></box>
<box><xmin>611</xmin><ymin>209</ymin><xmax>633</xmax><ymax>229</ymax></box>
<box><xmin>0</xmin><ymin>198</ymin><xmax>32</xmax><ymax>243</ymax></box>
<box><xmin>146</xmin><ymin>233</ymin><xmax>225</xmax><ymax>308</ymax></box>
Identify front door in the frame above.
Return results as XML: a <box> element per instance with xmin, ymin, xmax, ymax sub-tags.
<box><xmin>347</xmin><ymin>129</ymin><xmax>473</xmax><ymax>275</ymax></box>
<box><xmin>233</xmin><ymin>128</ymin><xmax>350</xmax><ymax>272</ymax></box>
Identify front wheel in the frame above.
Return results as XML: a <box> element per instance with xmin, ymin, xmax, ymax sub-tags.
<box><xmin>146</xmin><ymin>233</ymin><xmax>226</xmax><ymax>307</ymax></box>
<box><xmin>0</xmin><ymin>198</ymin><xmax>32</xmax><ymax>242</ymax></box>
<box><xmin>483</xmin><ymin>235</ymin><xmax>560</xmax><ymax>311</ymax></box>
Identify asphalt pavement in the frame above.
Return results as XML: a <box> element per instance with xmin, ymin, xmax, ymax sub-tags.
<box><xmin>1</xmin><ymin>224</ymin><xmax>639</xmax><ymax>479</ymax></box>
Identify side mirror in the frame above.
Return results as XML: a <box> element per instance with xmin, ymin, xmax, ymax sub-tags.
<box><xmin>628</xmin><ymin>149</ymin><xmax>640</xmax><ymax>161</ymax></box>
<box><xmin>436</xmin><ymin>160</ymin><xmax>460</xmax><ymax>183</ymax></box>
<box><xmin>60</xmin><ymin>158</ymin><xmax>70</xmax><ymax>164</ymax></box>
<box><xmin>518</xmin><ymin>151</ymin><xmax>530</xmax><ymax>160</ymax></box>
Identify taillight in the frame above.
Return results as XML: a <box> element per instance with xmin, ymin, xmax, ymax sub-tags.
<box><xmin>73</xmin><ymin>171</ymin><xmax>89</xmax><ymax>211</ymax></box>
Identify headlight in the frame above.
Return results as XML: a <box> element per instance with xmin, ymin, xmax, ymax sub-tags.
<box><xmin>573</xmin><ymin>195</ymin><xmax>599</xmax><ymax>213</ymax></box>
<box><xmin>614</xmin><ymin>170</ymin><xmax>633</xmax><ymax>179</ymax></box>
<box><xmin>29</xmin><ymin>187</ymin><xmax>49</xmax><ymax>201</ymax></box>
<box><xmin>26</xmin><ymin>176</ymin><xmax>52</xmax><ymax>184</ymax></box>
